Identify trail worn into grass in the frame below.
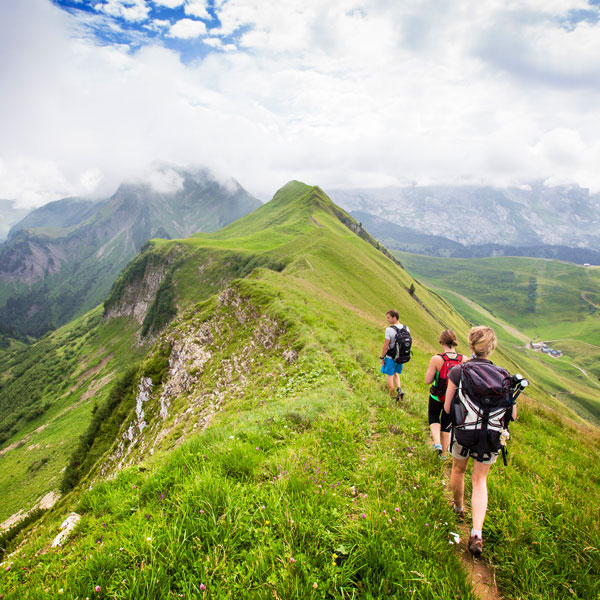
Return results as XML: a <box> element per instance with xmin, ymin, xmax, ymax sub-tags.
<box><xmin>443</xmin><ymin>467</ymin><xmax>503</xmax><ymax>600</ymax></box>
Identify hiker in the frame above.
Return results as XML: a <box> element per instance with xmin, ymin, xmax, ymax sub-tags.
<box><xmin>380</xmin><ymin>309</ymin><xmax>411</xmax><ymax>401</ymax></box>
<box><xmin>444</xmin><ymin>326</ymin><xmax>517</xmax><ymax>557</ymax></box>
<box><xmin>424</xmin><ymin>329</ymin><xmax>463</xmax><ymax>457</ymax></box>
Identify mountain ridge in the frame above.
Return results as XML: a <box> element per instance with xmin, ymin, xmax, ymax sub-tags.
<box><xmin>0</xmin><ymin>167</ymin><xmax>262</xmax><ymax>337</ymax></box>
<box><xmin>0</xmin><ymin>181</ymin><xmax>598</xmax><ymax>599</ymax></box>
<box><xmin>329</xmin><ymin>182</ymin><xmax>600</xmax><ymax>250</ymax></box>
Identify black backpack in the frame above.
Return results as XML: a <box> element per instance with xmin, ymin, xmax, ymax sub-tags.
<box><xmin>450</xmin><ymin>360</ymin><xmax>514</xmax><ymax>463</ymax></box>
<box><xmin>387</xmin><ymin>325</ymin><xmax>412</xmax><ymax>364</ymax></box>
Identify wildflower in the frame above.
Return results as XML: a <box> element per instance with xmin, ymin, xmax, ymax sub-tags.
<box><xmin>361</xmin><ymin>513</ymin><xmax>367</xmax><ymax>519</ymax></box>
<box><xmin>265</xmin><ymin>520</ymin><xmax>270</xmax><ymax>525</ymax></box>
<box><xmin>5</xmin><ymin>565</ymin><xmax>11</xmax><ymax>572</ymax></box>
<box><xmin>395</xmin><ymin>507</ymin><xmax>400</xmax><ymax>512</ymax></box>
<box><xmin>59</xmin><ymin>590</ymin><xmax>64</xmax><ymax>594</ymax></box>
<box><xmin>200</xmin><ymin>583</ymin><xmax>206</xmax><ymax>591</ymax></box>
<box><xmin>425</xmin><ymin>523</ymin><xmax>429</xmax><ymax>527</ymax></box>
<box><xmin>95</xmin><ymin>585</ymin><xmax>102</xmax><ymax>592</ymax></box>
<box><xmin>313</xmin><ymin>583</ymin><xmax>318</xmax><ymax>589</ymax></box>
<box><xmin>146</xmin><ymin>537</ymin><xmax>152</xmax><ymax>542</ymax></box>
<box><xmin>289</xmin><ymin>557</ymin><xmax>297</xmax><ymax>563</ymax></box>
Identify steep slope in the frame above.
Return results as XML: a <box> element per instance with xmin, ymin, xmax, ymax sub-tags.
<box><xmin>0</xmin><ymin>166</ymin><xmax>262</xmax><ymax>337</ymax></box>
<box><xmin>1</xmin><ymin>182</ymin><xmax>599</xmax><ymax>599</ymax></box>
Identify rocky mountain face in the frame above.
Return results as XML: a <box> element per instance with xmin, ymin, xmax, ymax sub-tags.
<box><xmin>328</xmin><ymin>183</ymin><xmax>600</xmax><ymax>250</ymax></box>
<box><xmin>352</xmin><ymin>210</ymin><xmax>600</xmax><ymax>265</ymax></box>
<box><xmin>0</xmin><ymin>167</ymin><xmax>262</xmax><ymax>337</ymax></box>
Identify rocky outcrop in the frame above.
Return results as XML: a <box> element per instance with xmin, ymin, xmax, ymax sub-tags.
<box><xmin>97</xmin><ymin>285</ymin><xmax>295</xmax><ymax>479</ymax></box>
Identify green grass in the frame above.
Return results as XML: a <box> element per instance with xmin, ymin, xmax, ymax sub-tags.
<box><xmin>1</xmin><ymin>182</ymin><xmax>599</xmax><ymax>599</ymax></box>
<box><xmin>0</xmin><ymin>309</ymin><xmax>146</xmax><ymax>524</ymax></box>
<box><xmin>399</xmin><ymin>253</ymin><xmax>600</xmax><ymax>344</ymax></box>
<box><xmin>400</xmin><ymin>252</ymin><xmax>600</xmax><ymax>425</ymax></box>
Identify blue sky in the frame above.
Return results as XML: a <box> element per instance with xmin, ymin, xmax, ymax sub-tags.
<box><xmin>2</xmin><ymin>0</ymin><xmax>600</xmax><ymax>206</ymax></box>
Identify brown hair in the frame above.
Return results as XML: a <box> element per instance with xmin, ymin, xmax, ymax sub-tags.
<box><xmin>439</xmin><ymin>329</ymin><xmax>458</xmax><ymax>347</ymax></box>
<box><xmin>386</xmin><ymin>309</ymin><xmax>399</xmax><ymax>319</ymax></box>
<box><xmin>468</xmin><ymin>326</ymin><xmax>497</xmax><ymax>357</ymax></box>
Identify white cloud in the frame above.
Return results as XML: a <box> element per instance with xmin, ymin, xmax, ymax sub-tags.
<box><xmin>93</xmin><ymin>0</ymin><xmax>150</xmax><ymax>22</ymax></box>
<box><xmin>143</xmin><ymin>165</ymin><xmax>185</xmax><ymax>194</ymax></box>
<box><xmin>146</xmin><ymin>19</ymin><xmax>171</xmax><ymax>31</ymax></box>
<box><xmin>153</xmin><ymin>0</ymin><xmax>185</xmax><ymax>8</ymax></box>
<box><xmin>185</xmin><ymin>0</ymin><xmax>210</xmax><ymax>19</ymax></box>
<box><xmin>2</xmin><ymin>0</ymin><xmax>600</xmax><ymax>209</ymax></box>
<box><xmin>168</xmin><ymin>17</ymin><xmax>207</xmax><ymax>38</ymax></box>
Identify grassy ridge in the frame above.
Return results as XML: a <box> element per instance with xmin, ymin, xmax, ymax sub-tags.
<box><xmin>1</xmin><ymin>182</ymin><xmax>599</xmax><ymax>598</ymax></box>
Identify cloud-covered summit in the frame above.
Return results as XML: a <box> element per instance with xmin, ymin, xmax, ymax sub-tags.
<box><xmin>2</xmin><ymin>0</ymin><xmax>600</xmax><ymax>208</ymax></box>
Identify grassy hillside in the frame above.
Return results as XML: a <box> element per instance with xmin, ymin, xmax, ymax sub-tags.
<box><xmin>1</xmin><ymin>183</ymin><xmax>599</xmax><ymax>599</ymax></box>
<box><xmin>399</xmin><ymin>253</ymin><xmax>600</xmax><ymax>421</ymax></box>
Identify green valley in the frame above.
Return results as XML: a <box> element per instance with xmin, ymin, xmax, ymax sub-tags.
<box><xmin>1</xmin><ymin>183</ymin><xmax>598</xmax><ymax>599</ymax></box>
<box><xmin>399</xmin><ymin>252</ymin><xmax>600</xmax><ymax>424</ymax></box>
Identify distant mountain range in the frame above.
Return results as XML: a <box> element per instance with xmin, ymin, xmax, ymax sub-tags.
<box><xmin>352</xmin><ymin>211</ymin><xmax>600</xmax><ymax>265</ymax></box>
<box><xmin>0</xmin><ymin>166</ymin><xmax>262</xmax><ymax>337</ymax></box>
<box><xmin>328</xmin><ymin>183</ymin><xmax>600</xmax><ymax>251</ymax></box>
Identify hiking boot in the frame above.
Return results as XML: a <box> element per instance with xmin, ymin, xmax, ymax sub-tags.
<box><xmin>468</xmin><ymin>535</ymin><xmax>483</xmax><ymax>557</ymax></box>
<box><xmin>452</xmin><ymin>504</ymin><xmax>465</xmax><ymax>522</ymax></box>
<box><xmin>395</xmin><ymin>387</ymin><xmax>404</xmax><ymax>401</ymax></box>
<box><xmin>432</xmin><ymin>443</ymin><xmax>443</xmax><ymax>456</ymax></box>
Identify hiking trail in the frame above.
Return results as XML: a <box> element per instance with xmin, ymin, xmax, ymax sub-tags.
<box><xmin>443</xmin><ymin>469</ymin><xmax>503</xmax><ymax>600</ymax></box>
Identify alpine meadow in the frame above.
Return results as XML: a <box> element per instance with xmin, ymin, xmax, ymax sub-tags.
<box><xmin>1</xmin><ymin>182</ymin><xmax>599</xmax><ymax>600</ymax></box>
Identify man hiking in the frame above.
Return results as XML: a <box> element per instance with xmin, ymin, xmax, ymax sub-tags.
<box><xmin>380</xmin><ymin>309</ymin><xmax>411</xmax><ymax>401</ymax></box>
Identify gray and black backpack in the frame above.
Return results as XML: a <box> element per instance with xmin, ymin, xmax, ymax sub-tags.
<box><xmin>387</xmin><ymin>325</ymin><xmax>412</xmax><ymax>364</ymax></box>
<box><xmin>450</xmin><ymin>360</ymin><xmax>514</xmax><ymax>463</ymax></box>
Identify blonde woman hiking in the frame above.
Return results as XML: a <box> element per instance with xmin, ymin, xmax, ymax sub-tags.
<box><xmin>424</xmin><ymin>329</ymin><xmax>463</xmax><ymax>458</ymax></box>
<box><xmin>444</xmin><ymin>326</ymin><xmax>517</xmax><ymax>557</ymax></box>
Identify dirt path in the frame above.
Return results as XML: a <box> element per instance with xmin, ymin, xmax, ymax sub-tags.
<box><xmin>581</xmin><ymin>291</ymin><xmax>600</xmax><ymax>310</ymax></box>
<box><xmin>443</xmin><ymin>469</ymin><xmax>503</xmax><ymax>600</ymax></box>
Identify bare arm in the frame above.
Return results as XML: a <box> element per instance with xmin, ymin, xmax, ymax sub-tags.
<box><xmin>380</xmin><ymin>339</ymin><xmax>390</xmax><ymax>363</ymax></box>
<box><xmin>424</xmin><ymin>355</ymin><xmax>442</xmax><ymax>385</ymax></box>
<box><xmin>444</xmin><ymin>379</ymin><xmax>457</xmax><ymax>414</ymax></box>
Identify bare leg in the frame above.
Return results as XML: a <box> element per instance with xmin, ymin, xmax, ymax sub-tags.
<box><xmin>386</xmin><ymin>374</ymin><xmax>396</xmax><ymax>395</ymax></box>
<box><xmin>471</xmin><ymin>461</ymin><xmax>492</xmax><ymax>531</ymax></box>
<box><xmin>440</xmin><ymin>431</ymin><xmax>450</xmax><ymax>455</ymax></box>
<box><xmin>451</xmin><ymin>457</ymin><xmax>468</xmax><ymax>508</ymax></box>
<box><xmin>430</xmin><ymin>422</ymin><xmax>441</xmax><ymax>445</ymax></box>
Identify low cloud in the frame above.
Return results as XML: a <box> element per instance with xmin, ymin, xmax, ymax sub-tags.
<box><xmin>143</xmin><ymin>165</ymin><xmax>185</xmax><ymax>194</ymax></box>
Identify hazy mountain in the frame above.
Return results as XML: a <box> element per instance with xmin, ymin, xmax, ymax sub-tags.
<box><xmin>0</xmin><ymin>199</ymin><xmax>30</xmax><ymax>242</ymax></box>
<box><xmin>0</xmin><ymin>166</ymin><xmax>262</xmax><ymax>337</ymax></box>
<box><xmin>328</xmin><ymin>183</ymin><xmax>600</xmax><ymax>250</ymax></box>
<box><xmin>353</xmin><ymin>210</ymin><xmax>600</xmax><ymax>265</ymax></box>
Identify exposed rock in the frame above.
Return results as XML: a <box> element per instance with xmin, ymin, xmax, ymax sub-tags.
<box><xmin>51</xmin><ymin>513</ymin><xmax>81</xmax><ymax>547</ymax></box>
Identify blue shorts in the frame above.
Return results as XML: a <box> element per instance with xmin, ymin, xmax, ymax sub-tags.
<box><xmin>381</xmin><ymin>357</ymin><xmax>404</xmax><ymax>376</ymax></box>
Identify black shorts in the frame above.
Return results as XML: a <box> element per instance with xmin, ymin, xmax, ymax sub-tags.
<box><xmin>428</xmin><ymin>395</ymin><xmax>452</xmax><ymax>431</ymax></box>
